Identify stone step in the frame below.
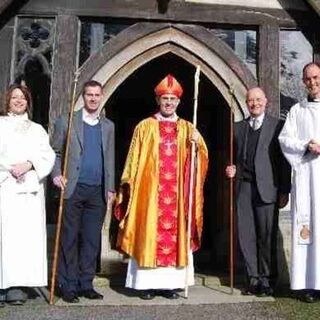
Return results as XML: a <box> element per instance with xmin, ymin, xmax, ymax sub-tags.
<box><xmin>54</xmin><ymin>284</ymin><xmax>274</xmax><ymax>307</ymax></box>
<box><xmin>92</xmin><ymin>274</ymin><xmax>236</xmax><ymax>288</ymax></box>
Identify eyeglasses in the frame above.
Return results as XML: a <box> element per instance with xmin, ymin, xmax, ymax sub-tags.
<box><xmin>247</xmin><ymin>98</ymin><xmax>264</xmax><ymax>104</ymax></box>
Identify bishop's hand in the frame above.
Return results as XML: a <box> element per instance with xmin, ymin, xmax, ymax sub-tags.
<box><xmin>190</xmin><ymin>129</ymin><xmax>200</xmax><ymax>144</ymax></box>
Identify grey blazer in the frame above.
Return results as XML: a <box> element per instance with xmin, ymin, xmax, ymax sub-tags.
<box><xmin>51</xmin><ymin>109</ymin><xmax>115</xmax><ymax>199</ymax></box>
<box><xmin>234</xmin><ymin>113</ymin><xmax>290</xmax><ymax>203</ymax></box>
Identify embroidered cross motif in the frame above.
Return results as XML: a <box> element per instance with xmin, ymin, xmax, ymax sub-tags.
<box><xmin>164</xmin><ymin>141</ymin><xmax>175</xmax><ymax>148</ymax></box>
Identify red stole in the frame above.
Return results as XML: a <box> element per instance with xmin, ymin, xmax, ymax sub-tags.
<box><xmin>156</xmin><ymin>121</ymin><xmax>178</xmax><ymax>266</ymax></box>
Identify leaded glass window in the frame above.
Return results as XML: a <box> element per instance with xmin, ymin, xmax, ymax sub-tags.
<box><xmin>12</xmin><ymin>17</ymin><xmax>55</xmax><ymax>130</ymax></box>
<box><xmin>80</xmin><ymin>21</ymin><xmax>132</xmax><ymax>66</ymax></box>
<box><xmin>211</xmin><ymin>29</ymin><xmax>257</xmax><ymax>78</ymax></box>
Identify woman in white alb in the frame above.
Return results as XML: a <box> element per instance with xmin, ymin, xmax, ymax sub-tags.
<box><xmin>0</xmin><ymin>84</ymin><xmax>55</xmax><ymax>306</ymax></box>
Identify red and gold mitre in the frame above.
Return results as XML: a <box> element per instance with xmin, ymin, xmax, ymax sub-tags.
<box><xmin>154</xmin><ymin>74</ymin><xmax>183</xmax><ymax>98</ymax></box>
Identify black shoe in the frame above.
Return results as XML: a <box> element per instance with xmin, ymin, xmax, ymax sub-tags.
<box><xmin>0</xmin><ymin>289</ymin><xmax>6</xmax><ymax>307</ymax></box>
<box><xmin>161</xmin><ymin>290</ymin><xmax>180</xmax><ymax>299</ymax></box>
<box><xmin>6</xmin><ymin>288</ymin><xmax>27</xmax><ymax>304</ymax></box>
<box><xmin>242</xmin><ymin>284</ymin><xmax>260</xmax><ymax>296</ymax></box>
<box><xmin>80</xmin><ymin>289</ymin><xmax>103</xmax><ymax>300</ymax></box>
<box><xmin>242</xmin><ymin>277</ymin><xmax>260</xmax><ymax>296</ymax></box>
<box><xmin>140</xmin><ymin>290</ymin><xmax>156</xmax><ymax>300</ymax></box>
<box><xmin>258</xmin><ymin>285</ymin><xmax>274</xmax><ymax>297</ymax></box>
<box><xmin>61</xmin><ymin>291</ymin><xmax>79</xmax><ymax>303</ymax></box>
<box><xmin>300</xmin><ymin>290</ymin><xmax>317</xmax><ymax>303</ymax></box>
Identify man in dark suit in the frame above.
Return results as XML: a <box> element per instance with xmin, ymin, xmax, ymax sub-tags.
<box><xmin>226</xmin><ymin>87</ymin><xmax>290</xmax><ymax>296</ymax></box>
<box><xmin>52</xmin><ymin>80</ymin><xmax>115</xmax><ymax>303</ymax></box>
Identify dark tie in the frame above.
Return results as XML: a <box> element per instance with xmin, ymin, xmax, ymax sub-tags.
<box><xmin>252</xmin><ymin>118</ymin><xmax>259</xmax><ymax>130</ymax></box>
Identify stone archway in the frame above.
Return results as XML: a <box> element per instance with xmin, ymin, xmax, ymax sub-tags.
<box><xmin>75</xmin><ymin>23</ymin><xmax>257</xmax><ymax>121</ymax></box>
<box><xmin>74</xmin><ymin>22</ymin><xmax>258</xmax><ymax>274</ymax></box>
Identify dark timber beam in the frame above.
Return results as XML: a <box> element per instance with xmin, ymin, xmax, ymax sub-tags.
<box><xmin>314</xmin><ymin>39</ymin><xmax>320</xmax><ymax>64</ymax></box>
<box><xmin>258</xmin><ymin>24</ymin><xmax>280</xmax><ymax>118</ymax></box>
<box><xmin>305</xmin><ymin>0</ymin><xmax>320</xmax><ymax>63</ymax></box>
<box><xmin>49</xmin><ymin>15</ymin><xmax>79</xmax><ymax>131</ymax></box>
<box><xmin>311</xmin><ymin>27</ymin><xmax>320</xmax><ymax>63</ymax></box>
<box><xmin>0</xmin><ymin>17</ymin><xmax>14</xmax><ymax>94</ymax></box>
<box><xmin>0</xmin><ymin>0</ymin><xmax>14</xmax><ymax>14</ymax></box>
<box><xmin>17</xmin><ymin>0</ymin><xmax>315</xmax><ymax>28</ymax></box>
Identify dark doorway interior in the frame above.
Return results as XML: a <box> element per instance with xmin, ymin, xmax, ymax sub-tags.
<box><xmin>15</xmin><ymin>57</ymin><xmax>51</xmax><ymax>130</ymax></box>
<box><xmin>104</xmin><ymin>52</ymin><xmax>231</xmax><ymax>274</ymax></box>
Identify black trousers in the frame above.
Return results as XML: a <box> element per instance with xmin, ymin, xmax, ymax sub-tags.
<box><xmin>58</xmin><ymin>183</ymin><xmax>106</xmax><ymax>293</ymax></box>
<box><xmin>236</xmin><ymin>180</ymin><xmax>275</xmax><ymax>281</ymax></box>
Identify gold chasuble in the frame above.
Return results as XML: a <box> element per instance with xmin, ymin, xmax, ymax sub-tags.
<box><xmin>115</xmin><ymin>116</ymin><xmax>208</xmax><ymax>268</ymax></box>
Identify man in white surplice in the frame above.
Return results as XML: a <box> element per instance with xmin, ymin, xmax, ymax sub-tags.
<box><xmin>279</xmin><ymin>62</ymin><xmax>320</xmax><ymax>303</ymax></box>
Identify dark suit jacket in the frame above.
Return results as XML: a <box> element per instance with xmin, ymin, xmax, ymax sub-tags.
<box><xmin>234</xmin><ymin>113</ymin><xmax>290</xmax><ymax>203</ymax></box>
<box><xmin>51</xmin><ymin>109</ymin><xmax>115</xmax><ymax>199</ymax></box>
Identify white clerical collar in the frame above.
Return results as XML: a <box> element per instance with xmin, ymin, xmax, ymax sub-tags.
<box><xmin>154</xmin><ymin>112</ymin><xmax>178</xmax><ymax>122</ymax></box>
<box><xmin>82</xmin><ymin>108</ymin><xmax>100</xmax><ymax>126</ymax></box>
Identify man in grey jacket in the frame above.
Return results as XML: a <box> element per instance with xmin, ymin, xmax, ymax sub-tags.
<box><xmin>226</xmin><ymin>87</ymin><xmax>290</xmax><ymax>297</ymax></box>
<box><xmin>52</xmin><ymin>80</ymin><xmax>115</xmax><ymax>303</ymax></box>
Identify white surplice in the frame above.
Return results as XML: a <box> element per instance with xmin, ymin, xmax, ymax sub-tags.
<box><xmin>279</xmin><ymin>100</ymin><xmax>320</xmax><ymax>290</ymax></box>
<box><xmin>0</xmin><ymin>114</ymin><xmax>55</xmax><ymax>289</ymax></box>
<box><xmin>126</xmin><ymin>252</ymin><xmax>194</xmax><ymax>290</ymax></box>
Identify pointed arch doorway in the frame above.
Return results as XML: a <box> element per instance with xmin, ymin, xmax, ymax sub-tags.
<box><xmin>73</xmin><ymin>22</ymin><xmax>258</xmax><ymax>277</ymax></box>
<box><xmin>105</xmin><ymin>52</ymin><xmax>232</xmax><ymax>274</ymax></box>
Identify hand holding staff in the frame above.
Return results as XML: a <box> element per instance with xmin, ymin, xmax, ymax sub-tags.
<box><xmin>185</xmin><ymin>65</ymin><xmax>201</xmax><ymax>298</ymax></box>
<box><xmin>49</xmin><ymin>70</ymin><xmax>80</xmax><ymax>305</ymax></box>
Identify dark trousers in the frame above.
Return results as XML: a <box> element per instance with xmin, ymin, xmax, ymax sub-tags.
<box><xmin>237</xmin><ymin>180</ymin><xmax>275</xmax><ymax>282</ymax></box>
<box><xmin>58</xmin><ymin>183</ymin><xmax>106</xmax><ymax>293</ymax></box>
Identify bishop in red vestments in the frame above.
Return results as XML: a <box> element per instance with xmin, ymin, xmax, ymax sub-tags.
<box><xmin>115</xmin><ymin>74</ymin><xmax>208</xmax><ymax>300</ymax></box>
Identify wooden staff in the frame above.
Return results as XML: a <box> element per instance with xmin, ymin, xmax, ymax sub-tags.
<box><xmin>49</xmin><ymin>70</ymin><xmax>80</xmax><ymax>305</ymax></box>
<box><xmin>185</xmin><ymin>65</ymin><xmax>201</xmax><ymax>298</ymax></box>
<box><xmin>229</xmin><ymin>85</ymin><xmax>235</xmax><ymax>295</ymax></box>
